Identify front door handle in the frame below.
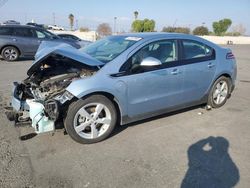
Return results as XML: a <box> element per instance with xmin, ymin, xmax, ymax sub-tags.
<box><xmin>171</xmin><ymin>69</ymin><xmax>180</xmax><ymax>75</ymax></box>
<box><xmin>208</xmin><ymin>62</ymin><xmax>215</xmax><ymax>68</ymax></box>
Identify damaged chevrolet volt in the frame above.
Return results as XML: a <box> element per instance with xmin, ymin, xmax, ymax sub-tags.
<box><xmin>6</xmin><ymin>33</ymin><xmax>237</xmax><ymax>144</ymax></box>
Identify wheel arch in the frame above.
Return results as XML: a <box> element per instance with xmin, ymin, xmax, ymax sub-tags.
<box><xmin>213</xmin><ymin>73</ymin><xmax>233</xmax><ymax>92</ymax></box>
<box><xmin>204</xmin><ymin>72</ymin><xmax>233</xmax><ymax>102</ymax></box>
<box><xmin>215</xmin><ymin>73</ymin><xmax>232</xmax><ymax>82</ymax></box>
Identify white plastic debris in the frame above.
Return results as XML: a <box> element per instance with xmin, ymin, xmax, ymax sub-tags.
<box><xmin>26</xmin><ymin>99</ymin><xmax>55</xmax><ymax>134</ymax></box>
<box><xmin>198</xmin><ymin>112</ymin><xmax>203</xmax><ymax>115</ymax></box>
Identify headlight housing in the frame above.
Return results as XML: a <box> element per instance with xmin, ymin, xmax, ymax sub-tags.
<box><xmin>55</xmin><ymin>90</ymin><xmax>74</xmax><ymax>104</ymax></box>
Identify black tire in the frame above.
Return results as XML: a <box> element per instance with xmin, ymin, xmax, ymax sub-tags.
<box><xmin>208</xmin><ymin>76</ymin><xmax>231</xmax><ymax>108</ymax></box>
<box><xmin>65</xmin><ymin>95</ymin><xmax>117</xmax><ymax>144</ymax></box>
<box><xmin>1</xmin><ymin>46</ymin><xmax>19</xmax><ymax>61</ymax></box>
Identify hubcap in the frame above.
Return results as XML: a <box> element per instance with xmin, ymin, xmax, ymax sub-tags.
<box><xmin>73</xmin><ymin>103</ymin><xmax>112</xmax><ymax>139</ymax></box>
<box><xmin>212</xmin><ymin>80</ymin><xmax>228</xmax><ymax>105</ymax></box>
<box><xmin>4</xmin><ymin>48</ymin><xmax>17</xmax><ymax>60</ymax></box>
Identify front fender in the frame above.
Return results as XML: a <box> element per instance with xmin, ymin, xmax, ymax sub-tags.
<box><xmin>66</xmin><ymin>77</ymin><xmax>128</xmax><ymax>120</ymax></box>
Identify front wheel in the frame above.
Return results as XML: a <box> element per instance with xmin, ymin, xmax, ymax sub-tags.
<box><xmin>208</xmin><ymin>76</ymin><xmax>231</xmax><ymax>108</ymax></box>
<box><xmin>65</xmin><ymin>95</ymin><xmax>117</xmax><ymax>144</ymax></box>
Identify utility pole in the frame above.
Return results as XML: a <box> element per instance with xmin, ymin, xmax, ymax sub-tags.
<box><xmin>52</xmin><ymin>12</ymin><xmax>55</xmax><ymax>25</ymax></box>
<box><xmin>114</xmin><ymin>17</ymin><xmax>117</xmax><ymax>35</ymax></box>
<box><xmin>173</xmin><ymin>19</ymin><xmax>178</xmax><ymax>27</ymax></box>
<box><xmin>76</xmin><ymin>19</ymin><xmax>78</xmax><ymax>30</ymax></box>
<box><xmin>24</xmin><ymin>13</ymin><xmax>27</xmax><ymax>23</ymax></box>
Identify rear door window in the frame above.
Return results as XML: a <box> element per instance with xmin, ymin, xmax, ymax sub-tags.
<box><xmin>13</xmin><ymin>28</ymin><xmax>34</xmax><ymax>37</ymax></box>
<box><xmin>0</xmin><ymin>27</ymin><xmax>14</xmax><ymax>36</ymax></box>
<box><xmin>182</xmin><ymin>40</ymin><xmax>213</xmax><ymax>60</ymax></box>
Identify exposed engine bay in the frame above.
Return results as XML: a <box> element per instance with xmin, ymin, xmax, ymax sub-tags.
<box><xmin>22</xmin><ymin>54</ymin><xmax>97</xmax><ymax>101</ymax></box>
<box><xmin>7</xmin><ymin>53</ymin><xmax>98</xmax><ymax>133</ymax></box>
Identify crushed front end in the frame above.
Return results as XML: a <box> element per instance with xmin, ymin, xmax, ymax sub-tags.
<box><xmin>6</xmin><ymin>48</ymin><xmax>100</xmax><ymax>134</ymax></box>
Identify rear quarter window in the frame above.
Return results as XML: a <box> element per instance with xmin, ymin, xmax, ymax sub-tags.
<box><xmin>0</xmin><ymin>27</ymin><xmax>14</xmax><ymax>36</ymax></box>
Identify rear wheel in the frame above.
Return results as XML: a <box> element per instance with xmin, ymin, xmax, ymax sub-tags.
<box><xmin>208</xmin><ymin>76</ymin><xmax>231</xmax><ymax>108</ymax></box>
<box><xmin>65</xmin><ymin>95</ymin><xmax>117</xmax><ymax>144</ymax></box>
<box><xmin>1</xmin><ymin>46</ymin><xmax>19</xmax><ymax>61</ymax></box>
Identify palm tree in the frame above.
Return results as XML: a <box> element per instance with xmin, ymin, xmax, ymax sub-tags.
<box><xmin>68</xmin><ymin>14</ymin><xmax>74</xmax><ymax>31</ymax></box>
<box><xmin>134</xmin><ymin>11</ymin><xmax>138</xmax><ymax>20</ymax></box>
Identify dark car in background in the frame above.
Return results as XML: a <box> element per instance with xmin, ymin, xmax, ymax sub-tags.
<box><xmin>26</xmin><ymin>22</ymin><xmax>45</xmax><ymax>29</ymax></box>
<box><xmin>0</xmin><ymin>25</ymin><xmax>81</xmax><ymax>61</ymax></box>
<box><xmin>57</xmin><ymin>33</ymin><xmax>92</xmax><ymax>48</ymax></box>
<box><xmin>3</xmin><ymin>20</ymin><xmax>20</xmax><ymax>25</ymax></box>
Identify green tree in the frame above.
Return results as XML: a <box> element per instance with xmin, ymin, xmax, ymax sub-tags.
<box><xmin>193</xmin><ymin>26</ymin><xmax>209</xmax><ymax>36</ymax></box>
<box><xmin>68</xmin><ymin>14</ymin><xmax>74</xmax><ymax>31</ymax></box>
<box><xmin>131</xmin><ymin>19</ymin><xmax>155</xmax><ymax>32</ymax></box>
<box><xmin>162</xmin><ymin>26</ymin><xmax>190</xmax><ymax>34</ymax></box>
<box><xmin>212</xmin><ymin>18</ymin><xmax>232</xmax><ymax>36</ymax></box>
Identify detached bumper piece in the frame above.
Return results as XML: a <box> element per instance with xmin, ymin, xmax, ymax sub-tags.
<box><xmin>6</xmin><ymin>82</ymin><xmax>56</xmax><ymax>134</ymax></box>
<box><xmin>26</xmin><ymin>100</ymin><xmax>55</xmax><ymax>134</ymax></box>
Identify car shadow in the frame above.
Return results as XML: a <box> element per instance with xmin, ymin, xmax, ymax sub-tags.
<box><xmin>0</xmin><ymin>57</ymin><xmax>34</xmax><ymax>61</ymax></box>
<box><xmin>181</xmin><ymin>136</ymin><xmax>239</xmax><ymax>188</ymax></box>
<box><xmin>110</xmin><ymin>104</ymin><xmax>205</xmax><ymax>138</ymax></box>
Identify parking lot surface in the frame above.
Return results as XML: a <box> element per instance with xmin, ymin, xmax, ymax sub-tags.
<box><xmin>0</xmin><ymin>45</ymin><xmax>250</xmax><ymax>188</ymax></box>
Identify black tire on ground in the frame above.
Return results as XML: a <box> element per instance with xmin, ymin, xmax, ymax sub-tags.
<box><xmin>64</xmin><ymin>95</ymin><xmax>117</xmax><ymax>144</ymax></box>
<box><xmin>1</xmin><ymin>46</ymin><xmax>19</xmax><ymax>61</ymax></box>
<box><xmin>207</xmin><ymin>76</ymin><xmax>231</xmax><ymax>108</ymax></box>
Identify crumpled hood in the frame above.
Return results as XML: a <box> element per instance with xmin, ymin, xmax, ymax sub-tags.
<box><xmin>27</xmin><ymin>41</ymin><xmax>104</xmax><ymax>76</ymax></box>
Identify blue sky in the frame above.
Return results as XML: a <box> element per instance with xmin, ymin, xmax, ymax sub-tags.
<box><xmin>0</xmin><ymin>0</ymin><xmax>250</xmax><ymax>34</ymax></box>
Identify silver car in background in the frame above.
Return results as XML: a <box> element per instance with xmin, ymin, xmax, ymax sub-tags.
<box><xmin>0</xmin><ymin>25</ymin><xmax>81</xmax><ymax>61</ymax></box>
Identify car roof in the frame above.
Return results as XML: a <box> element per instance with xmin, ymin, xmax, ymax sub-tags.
<box><xmin>116</xmin><ymin>32</ymin><xmax>219</xmax><ymax>49</ymax></box>
<box><xmin>0</xmin><ymin>25</ymin><xmax>40</xmax><ymax>29</ymax></box>
<box><xmin>117</xmin><ymin>32</ymin><xmax>191</xmax><ymax>39</ymax></box>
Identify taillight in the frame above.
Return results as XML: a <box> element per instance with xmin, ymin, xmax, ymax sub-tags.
<box><xmin>226</xmin><ymin>52</ymin><xmax>235</xmax><ymax>59</ymax></box>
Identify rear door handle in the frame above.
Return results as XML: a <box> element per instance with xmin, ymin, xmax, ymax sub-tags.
<box><xmin>171</xmin><ymin>69</ymin><xmax>180</xmax><ymax>75</ymax></box>
<box><xmin>12</xmin><ymin>38</ymin><xmax>17</xmax><ymax>42</ymax></box>
<box><xmin>208</xmin><ymin>62</ymin><xmax>215</xmax><ymax>68</ymax></box>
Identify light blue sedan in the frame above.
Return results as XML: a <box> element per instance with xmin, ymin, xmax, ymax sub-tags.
<box><xmin>8</xmin><ymin>33</ymin><xmax>237</xmax><ymax>144</ymax></box>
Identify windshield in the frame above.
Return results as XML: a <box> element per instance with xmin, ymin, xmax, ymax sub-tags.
<box><xmin>81</xmin><ymin>36</ymin><xmax>140</xmax><ymax>63</ymax></box>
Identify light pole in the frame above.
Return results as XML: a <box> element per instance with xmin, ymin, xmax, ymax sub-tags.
<box><xmin>173</xmin><ymin>19</ymin><xmax>178</xmax><ymax>27</ymax></box>
<box><xmin>114</xmin><ymin>17</ymin><xmax>117</xmax><ymax>35</ymax></box>
<box><xmin>52</xmin><ymin>12</ymin><xmax>55</xmax><ymax>25</ymax></box>
<box><xmin>76</xmin><ymin>19</ymin><xmax>78</xmax><ymax>30</ymax></box>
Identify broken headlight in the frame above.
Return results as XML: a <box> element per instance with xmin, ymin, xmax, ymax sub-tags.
<box><xmin>55</xmin><ymin>90</ymin><xmax>74</xmax><ymax>104</ymax></box>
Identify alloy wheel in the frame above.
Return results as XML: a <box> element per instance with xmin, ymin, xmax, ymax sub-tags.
<box><xmin>73</xmin><ymin>103</ymin><xmax>112</xmax><ymax>139</ymax></box>
<box><xmin>212</xmin><ymin>80</ymin><xmax>228</xmax><ymax>105</ymax></box>
<box><xmin>3</xmin><ymin>48</ymin><xmax>18</xmax><ymax>61</ymax></box>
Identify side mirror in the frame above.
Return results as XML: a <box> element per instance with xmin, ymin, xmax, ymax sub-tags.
<box><xmin>140</xmin><ymin>57</ymin><xmax>162</xmax><ymax>67</ymax></box>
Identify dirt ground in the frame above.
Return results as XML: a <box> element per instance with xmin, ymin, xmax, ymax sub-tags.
<box><xmin>0</xmin><ymin>45</ymin><xmax>249</xmax><ymax>188</ymax></box>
